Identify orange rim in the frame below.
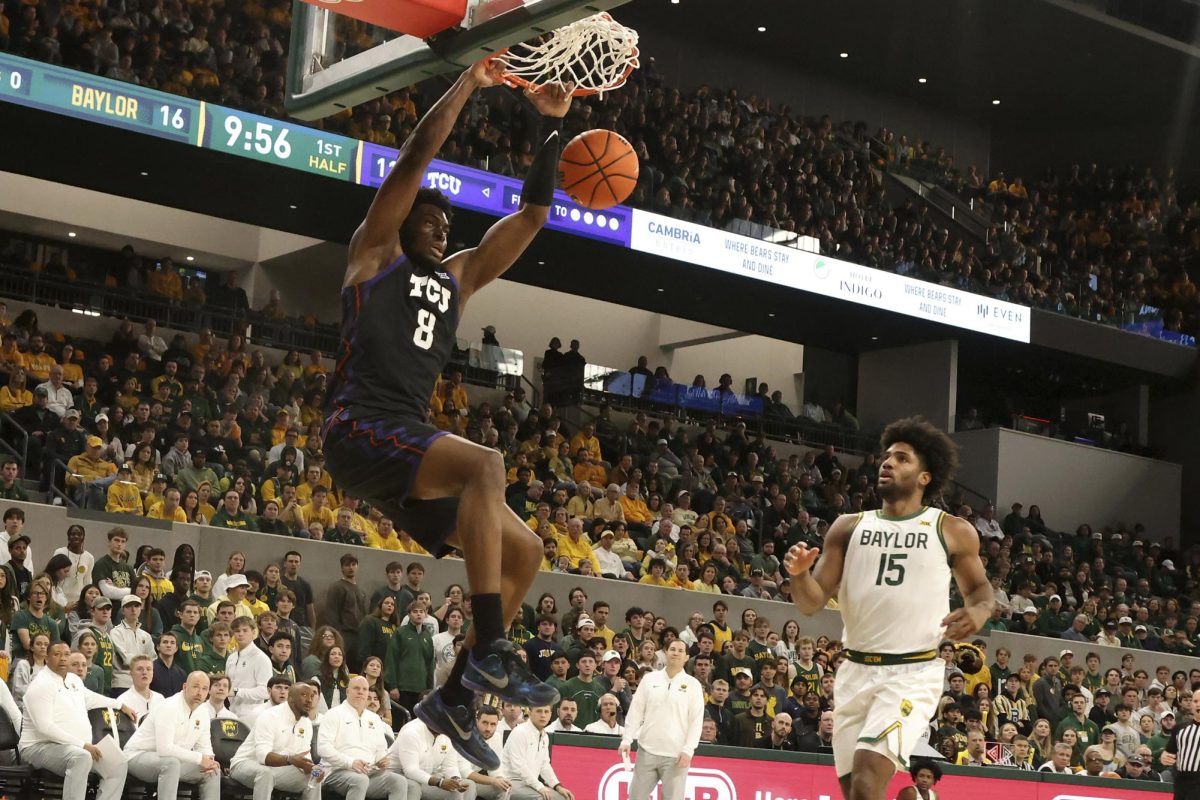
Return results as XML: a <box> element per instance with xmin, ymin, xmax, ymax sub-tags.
<box><xmin>484</xmin><ymin>46</ymin><xmax>639</xmax><ymax>97</ymax></box>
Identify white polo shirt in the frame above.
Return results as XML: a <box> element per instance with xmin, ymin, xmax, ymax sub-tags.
<box><xmin>620</xmin><ymin>667</ymin><xmax>704</xmax><ymax>758</ymax></box>
<box><xmin>317</xmin><ymin>702</ymin><xmax>390</xmax><ymax>770</ymax></box>
<box><xmin>19</xmin><ymin>669</ymin><xmax>121</xmax><ymax>749</ymax></box>
<box><xmin>390</xmin><ymin>719</ymin><xmax>461</xmax><ymax>785</ymax></box>
<box><xmin>231</xmin><ymin>702</ymin><xmax>313</xmax><ymax>770</ymax></box>
<box><xmin>502</xmin><ymin>720</ymin><xmax>560</xmax><ymax>791</ymax></box>
<box><xmin>125</xmin><ymin>693</ymin><xmax>213</xmax><ymax>763</ymax></box>
<box><xmin>226</xmin><ymin>642</ymin><xmax>273</xmax><ymax>721</ymax></box>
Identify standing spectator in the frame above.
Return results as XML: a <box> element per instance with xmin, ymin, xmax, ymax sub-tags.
<box><xmin>1034</xmin><ymin>657</ymin><xmax>1065</xmax><ymax>727</ymax></box>
<box><xmin>619</xmin><ymin>640</ymin><xmax>703</xmax><ymax>800</ymax></box>
<box><xmin>226</xmin><ymin>616</ymin><xmax>273</xmax><ymax>725</ymax></box>
<box><xmin>387</xmin><ymin>600</ymin><xmax>433</xmax><ymax>713</ymax></box>
<box><xmin>111</xmin><ymin>594</ymin><xmax>155</xmax><ymax>694</ymax></box>
<box><xmin>229</xmin><ymin>681</ymin><xmax>321</xmax><ymax>799</ymax></box>
<box><xmin>19</xmin><ymin>642</ymin><xmax>135</xmax><ymax>800</ymax></box>
<box><xmin>281</xmin><ymin>551</ymin><xmax>317</xmax><ymax>631</ymax></box>
<box><xmin>323</xmin><ymin>553</ymin><xmax>368</xmax><ymax>670</ymax></box>
<box><xmin>124</xmin><ymin>670</ymin><xmax>221</xmax><ymax>800</ymax></box>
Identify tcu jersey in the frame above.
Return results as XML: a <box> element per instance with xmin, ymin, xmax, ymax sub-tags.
<box><xmin>328</xmin><ymin>257</ymin><xmax>460</xmax><ymax>421</ymax></box>
<box><xmin>838</xmin><ymin>507</ymin><xmax>952</xmax><ymax>655</ymax></box>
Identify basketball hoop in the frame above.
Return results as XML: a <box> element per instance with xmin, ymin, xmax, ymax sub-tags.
<box><xmin>485</xmin><ymin>12</ymin><xmax>640</xmax><ymax>97</ymax></box>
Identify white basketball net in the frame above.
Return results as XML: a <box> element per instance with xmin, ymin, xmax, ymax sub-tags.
<box><xmin>488</xmin><ymin>12</ymin><xmax>640</xmax><ymax>96</ymax></box>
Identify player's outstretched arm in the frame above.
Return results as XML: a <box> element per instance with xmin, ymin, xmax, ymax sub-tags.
<box><xmin>942</xmin><ymin>514</ymin><xmax>995</xmax><ymax>640</ymax></box>
<box><xmin>449</xmin><ymin>84</ymin><xmax>573</xmax><ymax>305</ymax></box>
<box><xmin>784</xmin><ymin>514</ymin><xmax>851</xmax><ymax>615</ymax></box>
<box><xmin>346</xmin><ymin>61</ymin><xmax>501</xmax><ymax>285</ymax></box>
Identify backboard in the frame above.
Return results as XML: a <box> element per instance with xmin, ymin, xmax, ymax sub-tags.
<box><xmin>285</xmin><ymin>0</ymin><xmax>630</xmax><ymax>121</ymax></box>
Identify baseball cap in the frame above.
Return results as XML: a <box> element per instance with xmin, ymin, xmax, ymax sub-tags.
<box><xmin>225</xmin><ymin>574</ymin><xmax>250</xmax><ymax>589</ymax></box>
<box><xmin>1135</xmin><ymin>625</ymin><xmax>1148</xmax><ymax>632</ymax></box>
<box><xmin>1092</xmin><ymin>531</ymin><xmax>1103</xmax><ymax>539</ymax></box>
<box><xmin>90</xmin><ymin>597</ymin><xmax>112</xmax><ymax>610</ymax></box>
<box><xmin>947</xmin><ymin>669</ymin><xmax>964</xmax><ymax>681</ymax></box>
<box><xmin>600</xmin><ymin>529</ymin><xmax>615</xmax><ymax>539</ymax></box>
<box><xmin>1163</xmin><ymin>559</ymin><xmax>1176</xmax><ymax>570</ymax></box>
<box><xmin>1059</xmin><ymin>648</ymin><xmax>1073</xmax><ymax>658</ymax></box>
<box><xmin>726</xmin><ymin>471</ymin><xmax>738</xmax><ymax>478</ymax></box>
<box><xmin>1126</xmin><ymin>755</ymin><xmax>1144</xmax><ymax>766</ymax></box>
<box><xmin>193</xmin><ymin>570</ymin><xmax>212</xmax><ymax>581</ymax></box>
<box><xmin>9</xmin><ymin>534</ymin><xmax>29</xmax><ymax>548</ymax></box>
<box><xmin>1133</xmin><ymin>540</ymin><xmax>1144</xmax><ymax>547</ymax></box>
<box><xmin>751</xmin><ymin>474</ymin><xmax>764</xmax><ymax>483</ymax></box>
<box><xmin>1119</xmin><ymin>616</ymin><xmax>1133</xmax><ymax>625</ymax></box>
<box><xmin>1049</xmin><ymin>594</ymin><xmax>1061</xmax><ymax>602</ymax></box>
<box><xmin>1164</xmin><ymin>628</ymin><xmax>1177</xmax><ymax>636</ymax></box>
<box><xmin>603</xmin><ymin>650</ymin><xmax>621</xmax><ymax>662</ymax></box>
<box><xmin>1163</xmin><ymin>710</ymin><xmax>1176</xmax><ymax>718</ymax></box>
<box><xmin>121</xmin><ymin>594</ymin><xmax>143</xmax><ymax>607</ymax></box>
<box><xmin>576</xmin><ymin>616</ymin><xmax>594</xmax><ymax>630</ymax></box>
<box><xmin>86</xmin><ymin>435</ymin><xmax>103</xmax><ymax>448</ymax></box>
<box><xmin>1104</xmin><ymin>620</ymin><xmax>1116</xmax><ymax>629</ymax></box>
<box><xmin>1023</xmin><ymin>605</ymin><xmax>1038</xmax><ymax>615</ymax></box>
<box><xmin>732</xmin><ymin>667</ymin><xmax>753</xmax><ymax>679</ymax></box>
<box><xmin>750</xmin><ymin>568</ymin><xmax>764</xmax><ymax>577</ymax></box>
<box><xmin>64</xmin><ymin>408</ymin><xmax>81</xmax><ymax>419</ymax></box>
<box><xmin>94</xmin><ymin>412</ymin><xmax>108</xmax><ymax>423</ymax></box>
<box><xmin>1095</xmin><ymin>689</ymin><xmax>1111</xmax><ymax>697</ymax></box>
<box><xmin>656</xmin><ymin>438</ymin><xmax>668</xmax><ymax>446</ymax></box>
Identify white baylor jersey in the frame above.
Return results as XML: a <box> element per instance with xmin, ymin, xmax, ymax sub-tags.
<box><xmin>838</xmin><ymin>507</ymin><xmax>952</xmax><ymax>655</ymax></box>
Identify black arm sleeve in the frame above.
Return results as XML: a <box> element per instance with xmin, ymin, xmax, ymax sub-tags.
<box><xmin>520</xmin><ymin>117</ymin><xmax>564</xmax><ymax>207</ymax></box>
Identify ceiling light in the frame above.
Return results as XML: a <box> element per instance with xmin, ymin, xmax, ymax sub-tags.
<box><xmin>289</xmin><ymin>204</ymin><xmax>298</xmax><ymax>209</ymax></box>
<box><xmin>871</xmin><ymin>336</ymin><xmax>878</xmax><ymax>340</ymax></box>
<box><xmin>671</xmin><ymin>0</ymin><xmax>679</xmax><ymax>4</ymax></box>
<box><xmin>839</xmin><ymin>52</ymin><xmax>849</xmax><ymax>58</ymax></box>
<box><xmin>757</xmin><ymin>25</ymin><xmax>767</xmax><ymax>32</ymax></box>
<box><xmin>918</xmin><ymin>77</ymin><xmax>927</xmax><ymax>84</ymax></box>
<box><xmin>768</xmin><ymin>313</ymin><xmax>776</xmax><ymax>317</ymax></box>
<box><xmin>656</xmin><ymin>288</ymin><xmax>664</xmax><ymax>292</ymax></box>
<box><xmin>67</xmin><ymin>232</ymin><xmax>77</xmax><ymax>238</ymax></box>
<box><xmin>992</xmin><ymin>99</ymin><xmax>1001</xmax><ymax>105</ymax></box>
<box><xmin>185</xmin><ymin>256</ymin><xmax>195</xmax><ymax>262</ymax></box>
<box><xmin>139</xmin><ymin>171</ymin><xmax>149</xmax><ymax>176</ymax></box>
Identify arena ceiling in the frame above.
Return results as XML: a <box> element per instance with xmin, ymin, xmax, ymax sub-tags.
<box><xmin>624</xmin><ymin>0</ymin><xmax>1198</xmax><ymax>125</ymax></box>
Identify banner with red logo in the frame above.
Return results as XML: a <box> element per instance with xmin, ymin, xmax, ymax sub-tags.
<box><xmin>550</xmin><ymin>740</ymin><xmax>1170</xmax><ymax>800</ymax></box>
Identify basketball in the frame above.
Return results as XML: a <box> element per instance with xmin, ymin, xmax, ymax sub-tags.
<box><xmin>558</xmin><ymin>129</ymin><xmax>639</xmax><ymax>210</ymax></box>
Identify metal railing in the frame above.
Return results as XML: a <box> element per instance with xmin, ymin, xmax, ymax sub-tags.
<box><xmin>0</xmin><ymin>412</ymin><xmax>28</xmax><ymax>469</ymax></box>
<box><xmin>578</xmin><ymin>385</ymin><xmax>878</xmax><ymax>455</ymax></box>
<box><xmin>0</xmin><ymin>263</ymin><xmax>341</xmax><ymax>355</ymax></box>
<box><xmin>47</xmin><ymin>458</ymin><xmax>79</xmax><ymax>508</ymax></box>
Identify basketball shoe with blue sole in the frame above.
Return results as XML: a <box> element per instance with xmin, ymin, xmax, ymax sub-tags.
<box><xmin>463</xmin><ymin>638</ymin><xmax>561</xmax><ymax>707</ymax></box>
<box><xmin>415</xmin><ymin>692</ymin><xmax>501</xmax><ymax>771</ymax></box>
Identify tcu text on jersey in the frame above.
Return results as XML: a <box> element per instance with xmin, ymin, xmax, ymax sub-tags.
<box><xmin>409</xmin><ymin>273</ymin><xmax>452</xmax><ymax>313</ymax></box>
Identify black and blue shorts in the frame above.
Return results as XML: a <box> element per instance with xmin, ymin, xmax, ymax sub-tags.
<box><xmin>322</xmin><ymin>407</ymin><xmax>459</xmax><ymax>554</ymax></box>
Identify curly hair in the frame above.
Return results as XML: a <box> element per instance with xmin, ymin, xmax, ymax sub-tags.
<box><xmin>879</xmin><ymin>416</ymin><xmax>959</xmax><ymax>498</ymax></box>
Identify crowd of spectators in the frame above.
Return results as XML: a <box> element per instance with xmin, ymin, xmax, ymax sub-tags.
<box><xmin>0</xmin><ymin>308</ymin><xmax>1194</xmax><ymax>786</ymax></box>
<box><xmin>1</xmin><ymin>0</ymin><xmax>1197</xmax><ymax>341</ymax></box>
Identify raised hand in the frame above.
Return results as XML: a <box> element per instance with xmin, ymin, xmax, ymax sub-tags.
<box><xmin>783</xmin><ymin>543</ymin><xmax>821</xmax><ymax>577</ymax></box>
<box><xmin>525</xmin><ymin>83</ymin><xmax>575</xmax><ymax>118</ymax></box>
<box><xmin>468</xmin><ymin>58</ymin><xmax>506</xmax><ymax>88</ymax></box>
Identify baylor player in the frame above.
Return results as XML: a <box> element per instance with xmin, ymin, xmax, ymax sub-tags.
<box><xmin>784</xmin><ymin>417</ymin><xmax>993</xmax><ymax>800</ymax></box>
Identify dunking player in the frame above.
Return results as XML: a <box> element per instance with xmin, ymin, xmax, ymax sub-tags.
<box><xmin>783</xmin><ymin>417</ymin><xmax>993</xmax><ymax>800</ymax></box>
<box><xmin>322</xmin><ymin>61</ymin><xmax>571</xmax><ymax>769</ymax></box>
